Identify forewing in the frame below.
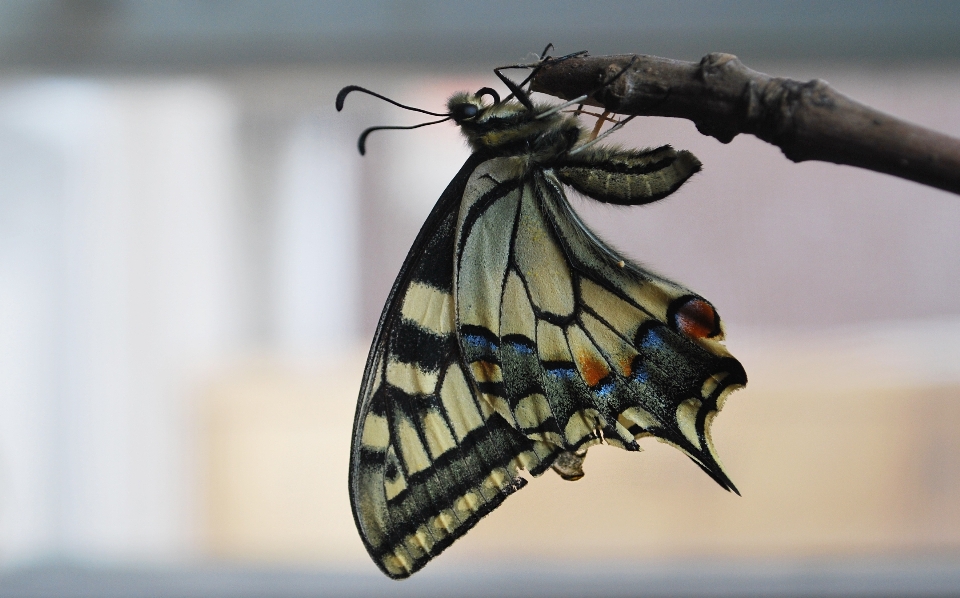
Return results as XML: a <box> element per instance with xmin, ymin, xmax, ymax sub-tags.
<box><xmin>454</xmin><ymin>167</ymin><xmax>746</xmax><ymax>491</ymax></box>
<box><xmin>350</xmin><ymin>154</ymin><xmax>534</xmax><ymax>579</ymax></box>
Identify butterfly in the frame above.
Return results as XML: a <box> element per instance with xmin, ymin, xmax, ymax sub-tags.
<box><xmin>336</xmin><ymin>48</ymin><xmax>747</xmax><ymax>579</ymax></box>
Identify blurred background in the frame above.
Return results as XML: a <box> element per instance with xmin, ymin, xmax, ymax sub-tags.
<box><xmin>1</xmin><ymin>1</ymin><xmax>960</xmax><ymax>596</ymax></box>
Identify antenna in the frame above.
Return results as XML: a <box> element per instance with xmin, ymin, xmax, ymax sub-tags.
<box><xmin>337</xmin><ymin>85</ymin><xmax>454</xmax><ymax>155</ymax></box>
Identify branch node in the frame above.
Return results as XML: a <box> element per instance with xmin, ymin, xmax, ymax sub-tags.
<box><xmin>697</xmin><ymin>52</ymin><xmax>742</xmax><ymax>80</ymax></box>
<box><xmin>694</xmin><ymin>120</ymin><xmax>738</xmax><ymax>144</ymax></box>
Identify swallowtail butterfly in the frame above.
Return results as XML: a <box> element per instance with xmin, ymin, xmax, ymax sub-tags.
<box><xmin>336</xmin><ymin>48</ymin><xmax>747</xmax><ymax>579</ymax></box>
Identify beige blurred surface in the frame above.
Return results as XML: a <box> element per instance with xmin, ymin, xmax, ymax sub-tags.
<box><xmin>202</xmin><ymin>352</ymin><xmax>368</xmax><ymax>565</ymax></box>
<box><xmin>201</xmin><ymin>320</ymin><xmax>960</xmax><ymax>570</ymax></box>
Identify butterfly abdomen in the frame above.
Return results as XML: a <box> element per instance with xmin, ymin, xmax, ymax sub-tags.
<box><xmin>556</xmin><ymin>146</ymin><xmax>703</xmax><ymax>205</ymax></box>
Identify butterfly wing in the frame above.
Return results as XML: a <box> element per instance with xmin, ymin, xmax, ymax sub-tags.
<box><xmin>350</xmin><ymin>153</ymin><xmax>535</xmax><ymax>579</ymax></box>
<box><xmin>352</xmin><ymin>150</ymin><xmax>747</xmax><ymax>579</ymax></box>
<box><xmin>454</xmin><ymin>163</ymin><xmax>747</xmax><ymax>490</ymax></box>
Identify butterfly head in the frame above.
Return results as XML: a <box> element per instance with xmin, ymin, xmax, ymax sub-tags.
<box><xmin>337</xmin><ymin>84</ymin><xmax>576</xmax><ymax>156</ymax></box>
<box><xmin>447</xmin><ymin>89</ymin><xmax>578</xmax><ymax>155</ymax></box>
<box><xmin>446</xmin><ymin>87</ymin><xmax>497</xmax><ymax>123</ymax></box>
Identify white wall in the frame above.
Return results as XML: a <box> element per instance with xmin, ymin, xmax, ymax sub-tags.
<box><xmin>271</xmin><ymin>114</ymin><xmax>360</xmax><ymax>355</ymax></box>
<box><xmin>0</xmin><ymin>76</ymin><xmax>362</xmax><ymax>563</ymax></box>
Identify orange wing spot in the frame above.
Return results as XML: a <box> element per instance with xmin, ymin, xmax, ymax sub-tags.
<box><xmin>473</xmin><ymin>360</ymin><xmax>500</xmax><ymax>382</ymax></box>
<box><xmin>576</xmin><ymin>351</ymin><xmax>610</xmax><ymax>387</ymax></box>
<box><xmin>675</xmin><ymin>298</ymin><xmax>719</xmax><ymax>339</ymax></box>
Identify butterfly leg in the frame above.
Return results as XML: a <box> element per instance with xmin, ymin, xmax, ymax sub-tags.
<box><xmin>588</xmin><ymin>110</ymin><xmax>613</xmax><ymax>140</ymax></box>
<box><xmin>493</xmin><ymin>49</ymin><xmax>590</xmax><ymax>109</ymax></box>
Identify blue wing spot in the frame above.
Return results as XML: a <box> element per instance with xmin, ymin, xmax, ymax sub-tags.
<box><xmin>595</xmin><ymin>382</ymin><xmax>616</xmax><ymax>398</ymax></box>
<box><xmin>463</xmin><ymin>334</ymin><xmax>498</xmax><ymax>353</ymax></box>
<box><xmin>547</xmin><ymin>367</ymin><xmax>578</xmax><ymax>380</ymax></box>
<box><xmin>509</xmin><ymin>342</ymin><xmax>534</xmax><ymax>355</ymax></box>
<box><xmin>641</xmin><ymin>327</ymin><xmax>666</xmax><ymax>350</ymax></box>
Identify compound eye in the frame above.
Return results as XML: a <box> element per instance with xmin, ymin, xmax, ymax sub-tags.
<box><xmin>452</xmin><ymin>103</ymin><xmax>479</xmax><ymax>122</ymax></box>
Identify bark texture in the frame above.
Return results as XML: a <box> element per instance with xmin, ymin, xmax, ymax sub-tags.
<box><xmin>531</xmin><ymin>53</ymin><xmax>960</xmax><ymax>195</ymax></box>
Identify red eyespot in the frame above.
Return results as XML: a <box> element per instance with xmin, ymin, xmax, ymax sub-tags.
<box><xmin>671</xmin><ymin>297</ymin><xmax>720</xmax><ymax>339</ymax></box>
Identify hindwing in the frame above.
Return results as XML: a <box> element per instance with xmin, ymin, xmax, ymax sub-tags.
<box><xmin>453</xmin><ymin>163</ymin><xmax>747</xmax><ymax>490</ymax></box>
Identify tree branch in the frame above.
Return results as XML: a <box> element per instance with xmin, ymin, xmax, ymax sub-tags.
<box><xmin>531</xmin><ymin>53</ymin><xmax>960</xmax><ymax>196</ymax></box>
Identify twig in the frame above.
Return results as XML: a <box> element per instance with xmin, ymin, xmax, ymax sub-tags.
<box><xmin>531</xmin><ymin>53</ymin><xmax>960</xmax><ymax>196</ymax></box>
